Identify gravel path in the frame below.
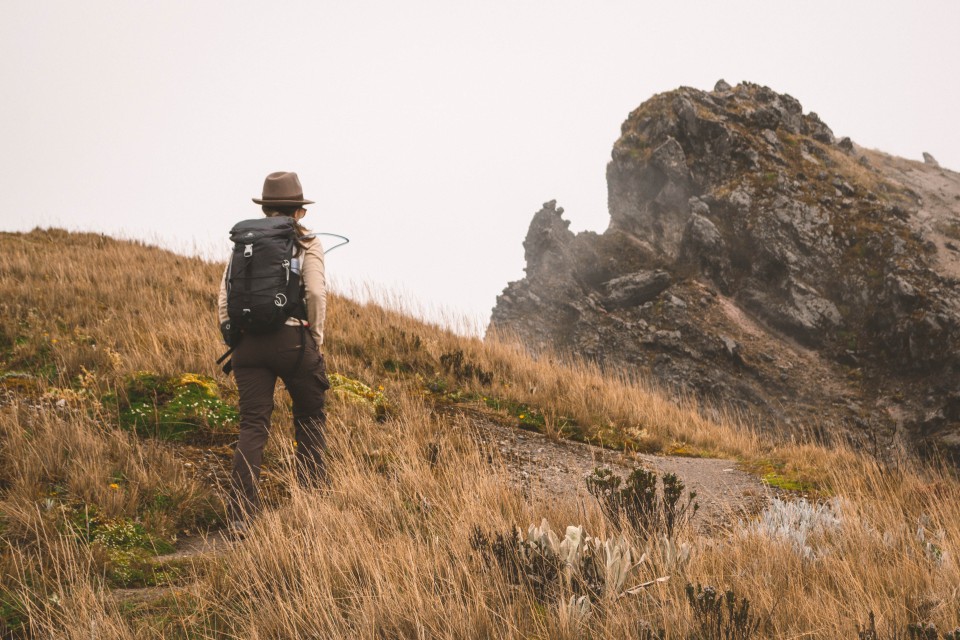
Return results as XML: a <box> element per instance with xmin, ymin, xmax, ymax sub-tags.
<box><xmin>473</xmin><ymin>414</ymin><xmax>771</xmax><ymax>532</ymax></box>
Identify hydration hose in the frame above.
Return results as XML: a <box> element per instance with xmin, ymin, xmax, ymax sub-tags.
<box><xmin>302</xmin><ymin>232</ymin><xmax>350</xmax><ymax>254</ymax></box>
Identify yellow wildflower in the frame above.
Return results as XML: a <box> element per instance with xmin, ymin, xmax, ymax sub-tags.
<box><xmin>109</xmin><ymin>483</ymin><xmax>120</xmax><ymax>490</ymax></box>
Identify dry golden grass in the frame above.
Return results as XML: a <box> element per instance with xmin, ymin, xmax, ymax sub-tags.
<box><xmin>0</xmin><ymin>228</ymin><xmax>958</xmax><ymax>638</ymax></box>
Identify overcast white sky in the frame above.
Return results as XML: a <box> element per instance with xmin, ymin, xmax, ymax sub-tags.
<box><xmin>2</xmin><ymin>1</ymin><xmax>958</xmax><ymax>331</ymax></box>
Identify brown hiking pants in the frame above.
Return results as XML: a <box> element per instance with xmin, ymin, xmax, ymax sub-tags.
<box><xmin>230</xmin><ymin>325</ymin><xmax>330</xmax><ymax>517</ymax></box>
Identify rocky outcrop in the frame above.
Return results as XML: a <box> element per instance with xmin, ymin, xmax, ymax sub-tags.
<box><xmin>490</xmin><ymin>82</ymin><xmax>960</xmax><ymax>460</ymax></box>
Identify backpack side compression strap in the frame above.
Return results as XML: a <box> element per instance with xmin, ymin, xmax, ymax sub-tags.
<box><xmin>216</xmin><ymin>345</ymin><xmax>235</xmax><ymax>375</ymax></box>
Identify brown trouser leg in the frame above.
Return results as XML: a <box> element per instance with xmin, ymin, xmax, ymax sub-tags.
<box><xmin>230</xmin><ymin>326</ymin><xmax>328</xmax><ymax>518</ymax></box>
<box><xmin>285</xmin><ymin>368</ymin><xmax>328</xmax><ymax>488</ymax></box>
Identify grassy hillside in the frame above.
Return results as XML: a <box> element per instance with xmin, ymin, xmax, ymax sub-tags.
<box><xmin>0</xmin><ymin>228</ymin><xmax>958</xmax><ymax>638</ymax></box>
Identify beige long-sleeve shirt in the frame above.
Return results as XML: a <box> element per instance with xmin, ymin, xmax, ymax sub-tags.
<box><xmin>218</xmin><ymin>236</ymin><xmax>327</xmax><ymax>347</ymax></box>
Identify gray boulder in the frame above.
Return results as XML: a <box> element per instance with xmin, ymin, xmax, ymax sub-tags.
<box><xmin>603</xmin><ymin>271</ymin><xmax>672</xmax><ymax>309</ymax></box>
<box><xmin>804</xmin><ymin>112</ymin><xmax>835</xmax><ymax>144</ymax></box>
<box><xmin>683</xmin><ymin>213</ymin><xmax>723</xmax><ymax>251</ymax></box>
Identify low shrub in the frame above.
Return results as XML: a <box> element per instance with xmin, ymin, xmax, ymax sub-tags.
<box><xmin>858</xmin><ymin>613</ymin><xmax>960</xmax><ymax>640</ymax></box>
<box><xmin>586</xmin><ymin>467</ymin><xmax>698</xmax><ymax>538</ymax></box>
<box><xmin>685</xmin><ymin>583</ymin><xmax>762</xmax><ymax>639</ymax></box>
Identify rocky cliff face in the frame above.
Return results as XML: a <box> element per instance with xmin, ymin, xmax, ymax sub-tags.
<box><xmin>490</xmin><ymin>81</ymin><xmax>960</xmax><ymax>458</ymax></box>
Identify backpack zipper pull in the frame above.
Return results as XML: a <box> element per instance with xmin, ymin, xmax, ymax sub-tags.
<box><xmin>282</xmin><ymin>259</ymin><xmax>290</xmax><ymax>284</ymax></box>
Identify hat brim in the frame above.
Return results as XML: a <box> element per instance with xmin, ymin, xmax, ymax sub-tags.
<box><xmin>252</xmin><ymin>198</ymin><xmax>315</xmax><ymax>206</ymax></box>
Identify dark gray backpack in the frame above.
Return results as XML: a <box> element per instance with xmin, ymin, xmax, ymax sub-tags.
<box><xmin>224</xmin><ymin>217</ymin><xmax>305</xmax><ymax>339</ymax></box>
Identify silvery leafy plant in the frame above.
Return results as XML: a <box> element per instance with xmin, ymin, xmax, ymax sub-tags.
<box><xmin>652</xmin><ymin>533</ymin><xmax>693</xmax><ymax>574</ymax></box>
<box><xmin>471</xmin><ymin>518</ymin><xmax>668</xmax><ymax>610</ymax></box>
<box><xmin>743</xmin><ymin>497</ymin><xmax>843</xmax><ymax>560</ymax></box>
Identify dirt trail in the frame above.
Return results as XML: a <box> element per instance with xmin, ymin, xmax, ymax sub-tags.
<box><xmin>105</xmin><ymin>532</ymin><xmax>231</xmax><ymax>607</ymax></box>
<box><xmin>156</xmin><ymin>531</ymin><xmax>232</xmax><ymax>561</ymax></box>
<box><xmin>471</xmin><ymin>414</ymin><xmax>771</xmax><ymax>532</ymax></box>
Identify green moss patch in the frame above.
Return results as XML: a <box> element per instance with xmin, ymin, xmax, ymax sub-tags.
<box><xmin>482</xmin><ymin>396</ymin><xmax>549</xmax><ymax>431</ymax></box>
<box><xmin>66</xmin><ymin>505</ymin><xmax>180</xmax><ymax>588</ymax></box>
<box><xmin>667</xmin><ymin>442</ymin><xmax>708</xmax><ymax>458</ymax></box>
<box><xmin>742</xmin><ymin>458</ymin><xmax>828</xmax><ymax>496</ymax></box>
<box><xmin>106</xmin><ymin>372</ymin><xmax>238</xmax><ymax>442</ymax></box>
<box><xmin>94</xmin><ymin>520</ymin><xmax>180</xmax><ymax>588</ymax></box>
<box><xmin>761</xmin><ymin>472</ymin><xmax>819</xmax><ymax>494</ymax></box>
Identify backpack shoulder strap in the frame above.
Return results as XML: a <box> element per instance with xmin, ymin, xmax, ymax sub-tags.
<box><xmin>225</xmin><ymin>251</ymin><xmax>234</xmax><ymax>294</ymax></box>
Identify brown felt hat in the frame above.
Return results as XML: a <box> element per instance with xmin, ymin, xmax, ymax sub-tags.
<box><xmin>252</xmin><ymin>171</ymin><xmax>315</xmax><ymax>206</ymax></box>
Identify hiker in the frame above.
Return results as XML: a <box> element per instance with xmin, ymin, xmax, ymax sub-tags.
<box><xmin>217</xmin><ymin>171</ymin><xmax>330</xmax><ymax>524</ymax></box>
